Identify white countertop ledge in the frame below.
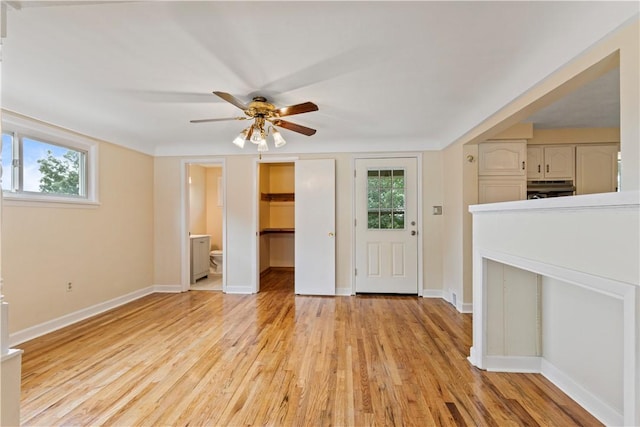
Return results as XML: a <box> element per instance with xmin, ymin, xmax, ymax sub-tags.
<box><xmin>469</xmin><ymin>191</ymin><xmax>639</xmax><ymax>214</ymax></box>
<box><xmin>190</xmin><ymin>234</ymin><xmax>211</xmax><ymax>238</ymax></box>
<box><xmin>1</xmin><ymin>348</ymin><xmax>24</xmax><ymax>362</ymax></box>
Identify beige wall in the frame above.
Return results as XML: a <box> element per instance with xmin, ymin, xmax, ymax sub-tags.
<box><xmin>442</xmin><ymin>143</ymin><xmax>464</xmax><ymax>305</ymax></box>
<box><xmin>528</xmin><ymin>127</ymin><xmax>620</xmax><ymax>145</ymax></box>
<box><xmin>188</xmin><ymin>164</ymin><xmax>207</xmax><ymax>235</ymax></box>
<box><xmin>188</xmin><ymin>165</ymin><xmax>223</xmax><ymax>249</ymax></box>
<box><xmin>153</xmin><ymin>151</ymin><xmax>445</xmax><ymax>294</ymax></box>
<box><xmin>421</xmin><ymin>151</ymin><xmax>444</xmax><ymax>294</ymax></box>
<box><xmin>3</xmin><ymin>142</ymin><xmax>154</xmax><ymax>333</ymax></box>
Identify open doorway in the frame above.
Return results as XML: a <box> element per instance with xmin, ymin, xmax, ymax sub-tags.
<box><xmin>258</xmin><ymin>161</ymin><xmax>295</xmax><ymax>293</ymax></box>
<box><xmin>187</xmin><ymin>162</ymin><xmax>225</xmax><ymax>292</ymax></box>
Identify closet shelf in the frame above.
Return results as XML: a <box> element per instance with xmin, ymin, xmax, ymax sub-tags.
<box><xmin>261</xmin><ymin>192</ymin><xmax>295</xmax><ymax>202</ymax></box>
<box><xmin>260</xmin><ymin>228</ymin><xmax>295</xmax><ymax>235</ymax></box>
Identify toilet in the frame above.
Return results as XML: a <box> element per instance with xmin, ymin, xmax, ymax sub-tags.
<box><xmin>210</xmin><ymin>250</ymin><xmax>223</xmax><ymax>274</ymax></box>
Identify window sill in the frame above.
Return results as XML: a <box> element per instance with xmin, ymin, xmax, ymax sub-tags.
<box><xmin>2</xmin><ymin>192</ymin><xmax>100</xmax><ymax>208</ymax></box>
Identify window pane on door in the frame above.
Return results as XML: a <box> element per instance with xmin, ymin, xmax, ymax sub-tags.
<box><xmin>367</xmin><ymin>168</ymin><xmax>406</xmax><ymax>229</ymax></box>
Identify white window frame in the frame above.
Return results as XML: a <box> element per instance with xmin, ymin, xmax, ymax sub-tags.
<box><xmin>1</xmin><ymin>112</ymin><xmax>99</xmax><ymax>207</ymax></box>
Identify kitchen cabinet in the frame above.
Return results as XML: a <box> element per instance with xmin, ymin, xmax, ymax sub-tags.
<box><xmin>576</xmin><ymin>144</ymin><xmax>619</xmax><ymax>194</ymax></box>
<box><xmin>478</xmin><ymin>141</ymin><xmax>527</xmax><ymax>176</ymax></box>
<box><xmin>527</xmin><ymin>145</ymin><xmax>574</xmax><ymax>180</ymax></box>
<box><xmin>190</xmin><ymin>235</ymin><xmax>211</xmax><ymax>283</ymax></box>
<box><xmin>478</xmin><ymin>141</ymin><xmax>527</xmax><ymax>204</ymax></box>
<box><xmin>479</xmin><ymin>178</ymin><xmax>527</xmax><ymax>204</ymax></box>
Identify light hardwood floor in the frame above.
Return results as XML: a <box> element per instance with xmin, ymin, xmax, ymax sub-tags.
<box><xmin>18</xmin><ymin>270</ymin><xmax>601</xmax><ymax>426</ymax></box>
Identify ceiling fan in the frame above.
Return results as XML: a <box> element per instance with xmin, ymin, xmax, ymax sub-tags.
<box><xmin>190</xmin><ymin>91</ymin><xmax>319</xmax><ymax>152</ymax></box>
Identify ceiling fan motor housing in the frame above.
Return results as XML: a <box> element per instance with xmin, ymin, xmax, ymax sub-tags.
<box><xmin>247</xmin><ymin>97</ymin><xmax>277</xmax><ymax>118</ymax></box>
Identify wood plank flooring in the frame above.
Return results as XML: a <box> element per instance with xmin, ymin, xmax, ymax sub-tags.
<box><xmin>18</xmin><ymin>270</ymin><xmax>602</xmax><ymax>426</ymax></box>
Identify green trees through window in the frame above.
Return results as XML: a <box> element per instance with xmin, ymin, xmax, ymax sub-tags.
<box><xmin>367</xmin><ymin>169</ymin><xmax>406</xmax><ymax>229</ymax></box>
<box><xmin>2</xmin><ymin>133</ymin><xmax>85</xmax><ymax>197</ymax></box>
<box><xmin>38</xmin><ymin>149</ymin><xmax>80</xmax><ymax>195</ymax></box>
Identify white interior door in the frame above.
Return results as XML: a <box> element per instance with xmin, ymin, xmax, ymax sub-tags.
<box><xmin>295</xmin><ymin>159</ymin><xmax>335</xmax><ymax>295</ymax></box>
<box><xmin>355</xmin><ymin>158</ymin><xmax>418</xmax><ymax>294</ymax></box>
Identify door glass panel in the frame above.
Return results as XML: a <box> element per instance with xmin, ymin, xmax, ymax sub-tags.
<box><xmin>367</xmin><ymin>168</ymin><xmax>406</xmax><ymax>229</ymax></box>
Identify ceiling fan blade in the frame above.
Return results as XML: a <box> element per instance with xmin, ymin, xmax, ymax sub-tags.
<box><xmin>213</xmin><ymin>91</ymin><xmax>249</xmax><ymax>111</ymax></box>
<box><xmin>275</xmin><ymin>102</ymin><xmax>319</xmax><ymax>118</ymax></box>
<box><xmin>190</xmin><ymin>117</ymin><xmax>247</xmax><ymax>123</ymax></box>
<box><xmin>271</xmin><ymin>119</ymin><xmax>317</xmax><ymax>136</ymax></box>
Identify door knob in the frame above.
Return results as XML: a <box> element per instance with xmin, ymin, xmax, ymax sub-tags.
<box><xmin>328</xmin><ymin>232</ymin><xmax>334</xmax><ymax>237</ymax></box>
<box><xmin>411</xmin><ymin>230</ymin><xmax>417</xmax><ymax>236</ymax></box>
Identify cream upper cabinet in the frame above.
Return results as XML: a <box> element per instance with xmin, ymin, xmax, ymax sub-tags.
<box><xmin>576</xmin><ymin>144</ymin><xmax>619</xmax><ymax>194</ymax></box>
<box><xmin>527</xmin><ymin>145</ymin><xmax>574</xmax><ymax>180</ymax></box>
<box><xmin>478</xmin><ymin>141</ymin><xmax>527</xmax><ymax>176</ymax></box>
<box><xmin>526</xmin><ymin>146</ymin><xmax>543</xmax><ymax>179</ymax></box>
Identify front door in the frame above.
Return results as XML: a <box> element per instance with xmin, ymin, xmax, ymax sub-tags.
<box><xmin>355</xmin><ymin>158</ymin><xmax>418</xmax><ymax>294</ymax></box>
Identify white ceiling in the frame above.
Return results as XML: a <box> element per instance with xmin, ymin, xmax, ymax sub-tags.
<box><xmin>1</xmin><ymin>1</ymin><xmax>637</xmax><ymax>156</ymax></box>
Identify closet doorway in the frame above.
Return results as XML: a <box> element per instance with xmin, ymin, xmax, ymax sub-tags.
<box><xmin>258</xmin><ymin>161</ymin><xmax>296</xmax><ymax>293</ymax></box>
<box><xmin>183</xmin><ymin>159</ymin><xmax>226</xmax><ymax>292</ymax></box>
<box><xmin>254</xmin><ymin>158</ymin><xmax>336</xmax><ymax>295</ymax></box>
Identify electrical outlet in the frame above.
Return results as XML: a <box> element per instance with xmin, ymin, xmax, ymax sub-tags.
<box><xmin>66</xmin><ymin>282</ymin><xmax>73</xmax><ymax>292</ymax></box>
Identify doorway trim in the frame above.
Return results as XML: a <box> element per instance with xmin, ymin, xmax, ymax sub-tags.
<box><xmin>180</xmin><ymin>158</ymin><xmax>227</xmax><ymax>293</ymax></box>
<box><xmin>351</xmin><ymin>153</ymin><xmax>424</xmax><ymax>296</ymax></box>
<box><xmin>252</xmin><ymin>156</ymin><xmax>299</xmax><ymax>294</ymax></box>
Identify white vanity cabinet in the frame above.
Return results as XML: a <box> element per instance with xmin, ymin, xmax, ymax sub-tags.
<box><xmin>527</xmin><ymin>145</ymin><xmax>575</xmax><ymax>180</ymax></box>
<box><xmin>190</xmin><ymin>235</ymin><xmax>211</xmax><ymax>284</ymax></box>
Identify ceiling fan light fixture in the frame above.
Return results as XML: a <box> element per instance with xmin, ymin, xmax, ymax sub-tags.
<box><xmin>257</xmin><ymin>140</ymin><xmax>269</xmax><ymax>152</ymax></box>
<box><xmin>250</xmin><ymin>125</ymin><xmax>265</xmax><ymax>145</ymax></box>
<box><xmin>191</xmin><ymin>92</ymin><xmax>318</xmax><ymax>153</ymax></box>
<box><xmin>232</xmin><ymin>127</ymin><xmax>249</xmax><ymax>148</ymax></box>
<box><xmin>272</xmin><ymin>128</ymin><xmax>286</xmax><ymax>148</ymax></box>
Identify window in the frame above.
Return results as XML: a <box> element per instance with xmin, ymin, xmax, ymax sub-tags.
<box><xmin>1</xmin><ymin>113</ymin><xmax>98</xmax><ymax>205</ymax></box>
<box><xmin>367</xmin><ymin>168</ymin><xmax>405</xmax><ymax>229</ymax></box>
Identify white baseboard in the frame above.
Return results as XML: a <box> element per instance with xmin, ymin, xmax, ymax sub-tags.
<box><xmin>422</xmin><ymin>289</ymin><xmax>443</xmax><ymax>298</ymax></box>
<box><xmin>541</xmin><ymin>358</ymin><xmax>622</xmax><ymax>427</ymax></box>
<box><xmin>9</xmin><ymin>286</ymin><xmax>155</xmax><ymax>347</ymax></box>
<box><xmin>336</xmin><ymin>287</ymin><xmax>352</xmax><ymax>296</ymax></box>
<box><xmin>225</xmin><ymin>285</ymin><xmax>254</xmax><ymax>294</ymax></box>
<box><xmin>467</xmin><ymin>346</ymin><xmax>481</xmax><ymax>368</ymax></box>
<box><xmin>440</xmin><ymin>291</ymin><xmax>473</xmax><ymax>313</ymax></box>
<box><xmin>153</xmin><ymin>284</ymin><xmax>182</xmax><ymax>293</ymax></box>
<box><xmin>484</xmin><ymin>355</ymin><xmax>542</xmax><ymax>373</ymax></box>
<box><xmin>458</xmin><ymin>302</ymin><xmax>473</xmax><ymax>313</ymax></box>
<box><xmin>472</xmin><ymin>355</ymin><xmax>622</xmax><ymax>426</ymax></box>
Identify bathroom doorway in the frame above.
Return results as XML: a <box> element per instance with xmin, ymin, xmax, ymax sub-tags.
<box><xmin>185</xmin><ymin>160</ymin><xmax>226</xmax><ymax>292</ymax></box>
<box><xmin>257</xmin><ymin>161</ymin><xmax>295</xmax><ymax>293</ymax></box>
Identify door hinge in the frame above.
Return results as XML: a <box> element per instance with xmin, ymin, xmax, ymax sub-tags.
<box><xmin>354</xmin><ymin>218</ymin><xmax>357</xmax><ymax>226</ymax></box>
<box><xmin>354</xmin><ymin>169</ymin><xmax>356</xmax><ymax>178</ymax></box>
<box><xmin>355</xmin><ymin>268</ymin><xmax>357</xmax><ymax>276</ymax></box>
